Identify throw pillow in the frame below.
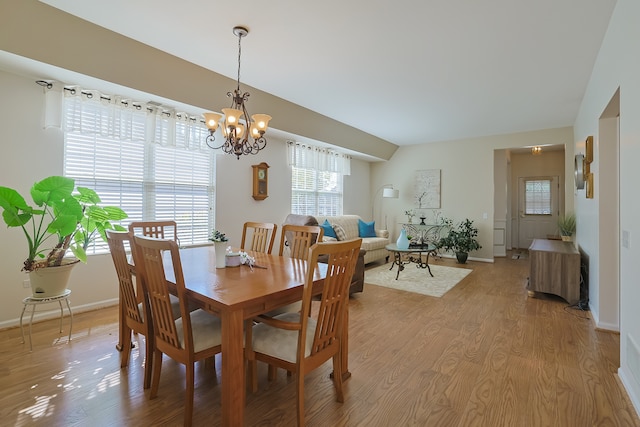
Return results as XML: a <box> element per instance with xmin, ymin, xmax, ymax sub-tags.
<box><xmin>358</xmin><ymin>219</ymin><xmax>376</xmax><ymax>238</ymax></box>
<box><xmin>333</xmin><ymin>224</ymin><xmax>348</xmax><ymax>241</ymax></box>
<box><xmin>321</xmin><ymin>219</ymin><xmax>337</xmax><ymax>238</ymax></box>
<box><xmin>322</xmin><ymin>236</ymin><xmax>337</xmax><ymax>242</ymax></box>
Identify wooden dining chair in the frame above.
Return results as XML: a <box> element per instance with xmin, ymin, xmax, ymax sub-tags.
<box><xmin>131</xmin><ymin>235</ymin><xmax>222</xmax><ymax>427</ymax></box>
<box><xmin>278</xmin><ymin>224</ymin><xmax>324</xmax><ymax>259</ymax></box>
<box><xmin>245</xmin><ymin>238</ymin><xmax>362</xmax><ymax>427</ymax></box>
<box><xmin>106</xmin><ymin>230</ymin><xmax>154</xmax><ymax>389</ymax></box>
<box><xmin>241</xmin><ymin>221</ymin><xmax>277</xmax><ymax>254</ymax></box>
<box><xmin>129</xmin><ymin>220</ymin><xmax>180</xmax><ymax>245</ymax></box>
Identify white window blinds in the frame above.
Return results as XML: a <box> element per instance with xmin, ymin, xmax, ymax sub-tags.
<box><xmin>62</xmin><ymin>89</ymin><xmax>214</xmax><ymax>253</ymax></box>
<box><xmin>288</xmin><ymin>141</ymin><xmax>345</xmax><ymax>216</ymax></box>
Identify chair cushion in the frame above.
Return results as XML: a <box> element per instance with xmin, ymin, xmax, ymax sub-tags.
<box><xmin>333</xmin><ymin>224</ymin><xmax>348</xmax><ymax>241</ymax></box>
<box><xmin>321</xmin><ymin>219</ymin><xmax>337</xmax><ymax>238</ymax></box>
<box><xmin>175</xmin><ymin>309</ymin><xmax>222</xmax><ymax>353</ymax></box>
<box><xmin>252</xmin><ymin>312</ymin><xmax>316</xmax><ymax>363</ymax></box>
<box><xmin>358</xmin><ymin>219</ymin><xmax>377</xmax><ymax>238</ymax></box>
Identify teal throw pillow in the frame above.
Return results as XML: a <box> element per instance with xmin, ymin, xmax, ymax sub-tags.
<box><xmin>321</xmin><ymin>219</ymin><xmax>337</xmax><ymax>238</ymax></box>
<box><xmin>358</xmin><ymin>219</ymin><xmax>376</xmax><ymax>238</ymax></box>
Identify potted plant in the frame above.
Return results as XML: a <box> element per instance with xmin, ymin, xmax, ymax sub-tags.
<box><xmin>436</xmin><ymin>218</ymin><xmax>482</xmax><ymax>264</ymax></box>
<box><xmin>0</xmin><ymin>176</ymin><xmax>128</xmax><ymax>297</ymax></box>
<box><xmin>209</xmin><ymin>229</ymin><xmax>229</xmax><ymax>269</ymax></box>
<box><xmin>558</xmin><ymin>213</ymin><xmax>576</xmax><ymax>241</ymax></box>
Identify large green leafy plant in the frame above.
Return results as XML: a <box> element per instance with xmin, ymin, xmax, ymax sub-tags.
<box><xmin>0</xmin><ymin>176</ymin><xmax>128</xmax><ymax>272</ymax></box>
<box><xmin>436</xmin><ymin>218</ymin><xmax>482</xmax><ymax>254</ymax></box>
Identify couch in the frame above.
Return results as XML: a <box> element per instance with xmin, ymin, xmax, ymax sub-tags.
<box><xmin>282</xmin><ymin>214</ymin><xmax>368</xmax><ymax>294</ymax></box>
<box><xmin>315</xmin><ymin>215</ymin><xmax>390</xmax><ymax>265</ymax></box>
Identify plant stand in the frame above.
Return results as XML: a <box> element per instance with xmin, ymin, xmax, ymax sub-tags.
<box><xmin>20</xmin><ymin>289</ymin><xmax>73</xmax><ymax>351</ymax></box>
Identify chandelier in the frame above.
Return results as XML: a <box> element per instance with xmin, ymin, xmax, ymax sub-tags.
<box><xmin>203</xmin><ymin>26</ymin><xmax>271</xmax><ymax>159</ymax></box>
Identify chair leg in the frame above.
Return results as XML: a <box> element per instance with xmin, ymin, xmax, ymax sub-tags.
<box><xmin>296</xmin><ymin>373</ymin><xmax>305</xmax><ymax>427</ymax></box>
<box><xmin>185</xmin><ymin>362</ymin><xmax>195</xmax><ymax>427</ymax></box>
<box><xmin>268</xmin><ymin>364</ymin><xmax>277</xmax><ymax>381</ymax></box>
<box><xmin>150</xmin><ymin>349</ymin><xmax>163</xmax><ymax>399</ymax></box>
<box><xmin>120</xmin><ymin>327</ymin><xmax>132</xmax><ymax>368</ymax></box>
<box><xmin>143</xmin><ymin>334</ymin><xmax>153</xmax><ymax>389</ymax></box>
<box><xmin>332</xmin><ymin>353</ymin><xmax>344</xmax><ymax>403</ymax></box>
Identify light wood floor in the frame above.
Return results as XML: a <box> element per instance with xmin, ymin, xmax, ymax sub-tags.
<box><xmin>1</xmin><ymin>253</ymin><xmax>638</xmax><ymax>426</ymax></box>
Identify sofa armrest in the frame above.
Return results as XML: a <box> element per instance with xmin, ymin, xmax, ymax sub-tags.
<box><xmin>376</xmin><ymin>229</ymin><xmax>389</xmax><ymax>239</ymax></box>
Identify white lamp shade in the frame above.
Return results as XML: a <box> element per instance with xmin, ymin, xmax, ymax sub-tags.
<box><xmin>382</xmin><ymin>188</ymin><xmax>399</xmax><ymax>198</ymax></box>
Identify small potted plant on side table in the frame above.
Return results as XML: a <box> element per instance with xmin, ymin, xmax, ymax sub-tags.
<box><xmin>558</xmin><ymin>213</ymin><xmax>576</xmax><ymax>242</ymax></box>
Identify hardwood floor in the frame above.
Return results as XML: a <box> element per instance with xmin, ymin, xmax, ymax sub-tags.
<box><xmin>1</xmin><ymin>254</ymin><xmax>638</xmax><ymax>426</ymax></box>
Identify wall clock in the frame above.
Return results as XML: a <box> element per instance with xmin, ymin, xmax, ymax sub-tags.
<box><xmin>252</xmin><ymin>162</ymin><xmax>269</xmax><ymax>200</ymax></box>
<box><xmin>574</xmin><ymin>153</ymin><xmax>585</xmax><ymax>189</ymax></box>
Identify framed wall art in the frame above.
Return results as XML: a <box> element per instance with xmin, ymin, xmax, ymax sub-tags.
<box><xmin>414</xmin><ymin>169</ymin><xmax>441</xmax><ymax>209</ymax></box>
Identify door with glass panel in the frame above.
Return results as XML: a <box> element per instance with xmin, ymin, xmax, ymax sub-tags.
<box><xmin>517</xmin><ymin>176</ymin><xmax>559</xmax><ymax>249</ymax></box>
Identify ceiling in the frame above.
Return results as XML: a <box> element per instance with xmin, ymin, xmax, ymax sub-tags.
<box><xmin>25</xmin><ymin>1</ymin><xmax>618</xmax><ymax>148</ymax></box>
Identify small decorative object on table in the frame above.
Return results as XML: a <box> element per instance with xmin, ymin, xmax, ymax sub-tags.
<box><xmin>209</xmin><ymin>229</ymin><xmax>229</xmax><ymax>269</ymax></box>
<box><xmin>419</xmin><ymin>216</ymin><xmax>426</xmax><ymax>225</ymax></box>
<box><xmin>557</xmin><ymin>213</ymin><xmax>576</xmax><ymax>242</ymax></box>
<box><xmin>405</xmin><ymin>209</ymin><xmax>414</xmax><ymax>224</ymax></box>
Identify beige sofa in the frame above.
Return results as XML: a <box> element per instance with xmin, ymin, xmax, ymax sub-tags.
<box><xmin>315</xmin><ymin>215</ymin><xmax>390</xmax><ymax>265</ymax></box>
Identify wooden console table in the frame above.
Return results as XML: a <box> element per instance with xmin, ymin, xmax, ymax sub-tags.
<box><xmin>528</xmin><ymin>239</ymin><xmax>580</xmax><ymax>304</ymax></box>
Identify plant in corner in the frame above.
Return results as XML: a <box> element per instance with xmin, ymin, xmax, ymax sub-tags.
<box><xmin>0</xmin><ymin>176</ymin><xmax>128</xmax><ymax>296</ymax></box>
<box><xmin>436</xmin><ymin>218</ymin><xmax>482</xmax><ymax>264</ymax></box>
<box><xmin>557</xmin><ymin>213</ymin><xmax>576</xmax><ymax>241</ymax></box>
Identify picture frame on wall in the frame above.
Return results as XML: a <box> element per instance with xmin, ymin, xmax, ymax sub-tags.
<box><xmin>414</xmin><ymin>169</ymin><xmax>441</xmax><ymax>209</ymax></box>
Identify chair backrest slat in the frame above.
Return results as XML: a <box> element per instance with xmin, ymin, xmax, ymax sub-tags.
<box><xmin>241</xmin><ymin>222</ymin><xmax>277</xmax><ymax>254</ymax></box>
<box><xmin>279</xmin><ymin>224</ymin><xmax>324</xmax><ymax>259</ymax></box>
<box><xmin>129</xmin><ymin>220</ymin><xmax>179</xmax><ymax>244</ymax></box>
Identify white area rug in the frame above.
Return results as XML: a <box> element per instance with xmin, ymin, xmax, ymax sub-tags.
<box><xmin>364</xmin><ymin>263</ymin><xmax>472</xmax><ymax>297</ymax></box>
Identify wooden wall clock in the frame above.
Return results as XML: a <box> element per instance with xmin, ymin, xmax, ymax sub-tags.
<box><xmin>252</xmin><ymin>162</ymin><xmax>269</xmax><ymax>200</ymax></box>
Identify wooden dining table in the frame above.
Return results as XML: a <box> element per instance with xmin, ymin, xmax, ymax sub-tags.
<box><xmin>119</xmin><ymin>245</ymin><xmax>350</xmax><ymax>426</ymax></box>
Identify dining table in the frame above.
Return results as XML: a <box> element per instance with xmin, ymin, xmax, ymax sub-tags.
<box><xmin>118</xmin><ymin>245</ymin><xmax>350</xmax><ymax>426</ymax></box>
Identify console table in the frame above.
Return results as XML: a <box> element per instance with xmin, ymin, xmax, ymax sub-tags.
<box><xmin>528</xmin><ymin>239</ymin><xmax>580</xmax><ymax>304</ymax></box>
<box><xmin>401</xmin><ymin>223</ymin><xmax>447</xmax><ymax>246</ymax></box>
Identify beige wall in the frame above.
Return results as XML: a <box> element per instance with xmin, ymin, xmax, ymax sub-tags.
<box><xmin>573</xmin><ymin>0</ymin><xmax>640</xmax><ymax>411</ymax></box>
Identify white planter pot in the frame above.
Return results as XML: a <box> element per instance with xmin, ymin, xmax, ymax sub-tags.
<box><xmin>214</xmin><ymin>242</ymin><xmax>228</xmax><ymax>269</ymax></box>
<box><xmin>28</xmin><ymin>260</ymin><xmax>79</xmax><ymax>298</ymax></box>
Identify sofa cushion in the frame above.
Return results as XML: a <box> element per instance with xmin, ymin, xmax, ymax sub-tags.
<box><xmin>333</xmin><ymin>224</ymin><xmax>348</xmax><ymax>241</ymax></box>
<box><xmin>361</xmin><ymin>237</ymin><xmax>389</xmax><ymax>252</ymax></box>
<box><xmin>321</xmin><ymin>219</ymin><xmax>337</xmax><ymax>238</ymax></box>
<box><xmin>358</xmin><ymin>219</ymin><xmax>377</xmax><ymax>238</ymax></box>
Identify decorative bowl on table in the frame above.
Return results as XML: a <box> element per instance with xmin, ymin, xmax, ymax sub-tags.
<box><xmin>225</xmin><ymin>252</ymin><xmax>242</xmax><ymax>267</ymax></box>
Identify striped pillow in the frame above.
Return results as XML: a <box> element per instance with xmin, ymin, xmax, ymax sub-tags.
<box><xmin>333</xmin><ymin>224</ymin><xmax>348</xmax><ymax>241</ymax></box>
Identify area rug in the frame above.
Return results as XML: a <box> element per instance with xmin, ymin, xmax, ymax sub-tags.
<box><xmin>364</xmin><ymin>263</ymin><xmax>472</xmax><ymax>297</ymax></box>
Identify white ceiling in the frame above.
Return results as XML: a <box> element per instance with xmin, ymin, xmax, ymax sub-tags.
<box><xmin>34</xmin><ymin>1</ymin><xmax>616</xmax><ymax>147</ymax></box>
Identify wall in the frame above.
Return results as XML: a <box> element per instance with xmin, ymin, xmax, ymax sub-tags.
<box><xmin>371</xmin><ymin>127</ymin><xmax>574</xmax><ymax>262</ymax></box>
<box><xmin>0</xmin><ymin>68</ymin><xmax>372</xmax><ymax>327</ymax></box>
<box><xmin>573</xmin><ymin>0</ymin><xmax>640</xmax><ymax>412</ymax></box>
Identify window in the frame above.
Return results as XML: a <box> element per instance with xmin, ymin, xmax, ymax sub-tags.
<box><xmin>524</xmin><ymin>179</ymin><xmax>552</xmax><ymax>215</ymax></box>
<box><xmin>287</xmin><ymin>142</ymin><xmax>349</xmax><ymax>216</ymax></box>
<box><xmin>62</xmin><ymin>91</ymin><xmax>214</xmax><ymax>254</ymax></box>
<box><xmin>291</xmin><ymin>166</ymin><xmax>343</xmax><ymax>216</ymax></box>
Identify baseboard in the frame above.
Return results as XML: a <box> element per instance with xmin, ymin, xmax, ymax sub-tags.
<box><xmin>436</xmin><ymin>253</ymin><xmax>494</xmax><ymax>263</ymax></box>
<box><xmin>0</xmin><ymin>298</ymin><xmax>119</xmax><ymax>331</ymax></box>
<box><xmin>618</xmin><ymin>368</ymin><xmax>640</xmax><ymax>420</ymax></box>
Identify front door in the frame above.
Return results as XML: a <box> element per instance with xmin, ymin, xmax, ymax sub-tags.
<box><xmin>517</xmin><ymin>176</ymin><xmax>559</xmax><ymax>249</ymax></box>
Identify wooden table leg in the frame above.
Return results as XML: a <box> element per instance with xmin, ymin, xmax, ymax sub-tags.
<box><xmin>221</xmin><ymin>309</ymin><xmax>245</xmax><ymax>426</ymax></box>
